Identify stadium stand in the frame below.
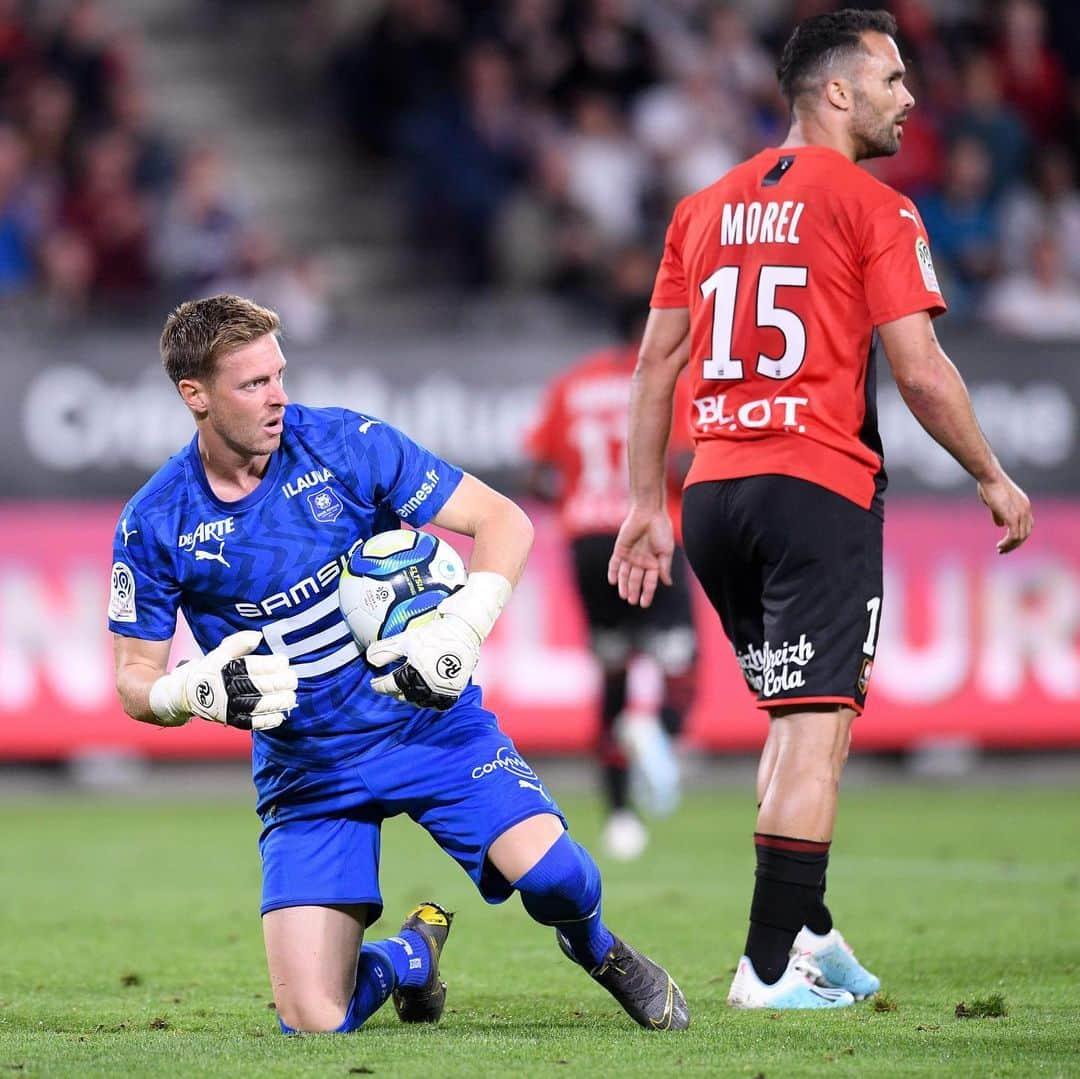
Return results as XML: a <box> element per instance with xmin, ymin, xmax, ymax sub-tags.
<box><xmin>2</xmin><ymin>0</ymin><xmax>1080</xmax><ymax>338</ymax></box>
<box><xmin>302</xmin><ymin>0</ymin><xmax>1080</xmax><ymax>337</ymax></box>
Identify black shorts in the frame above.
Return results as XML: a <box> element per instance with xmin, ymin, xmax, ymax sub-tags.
<box><xmin>570</xmin><ymin>534</ymin><xmax>696</xmax><ymax>673</ymax></box>
<box><xmin>681</xmin><ymin>476</ymin><xmax>882</xmax><ymax>713</ymax></box>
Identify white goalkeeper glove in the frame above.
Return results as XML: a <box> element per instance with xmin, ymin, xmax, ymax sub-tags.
<box><xmin>149</xmin><ymin>630</ymin><xmax>298</xmax><ymax>731</ymax></box>
<box><xmin>366</xmin><ymin>572</ymin><xmax>512</xmax><ymax>711</ymax></box>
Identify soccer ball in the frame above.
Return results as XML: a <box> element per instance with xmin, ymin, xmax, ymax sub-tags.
<box><xmin>339</xmin><ymin>529</ymin><xmax>467</xmax><ymax>647</ymax></box>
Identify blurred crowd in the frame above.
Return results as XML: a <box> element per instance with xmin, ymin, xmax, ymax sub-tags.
<box><xmin>0</xmin><ymin>0</ymin><xmax>329</xmax><ymax>335</ymax></box>
<box><xmin>3</xmin><ymin>0</ymin><xmax>1079</xmax><ymax>340</ymax></box>
<box><xmin>309</xmin><ymin>0</ymin><xmax>1080</xmax><ymax>337</ymax></box>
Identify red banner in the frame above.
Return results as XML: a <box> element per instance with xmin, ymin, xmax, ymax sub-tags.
<box><xmin>1</xmin><ymin>501</ymin><xmax>1077</xmax><ymax>759</ymax></box>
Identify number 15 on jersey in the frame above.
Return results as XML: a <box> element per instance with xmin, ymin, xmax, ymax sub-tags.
<box><xmin>701</xmin><ymin>265</ymin><xmax>809</xmax><ymax>382</ymax></box>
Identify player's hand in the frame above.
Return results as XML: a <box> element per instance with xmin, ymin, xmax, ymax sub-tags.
<box><xmin>608</xmin><ymin>506</ymin><xmax>675</xmax><ymax>608</ymax></box>
<box><xmin>977</xmin><ymin>472</ymin><xmax>1033</xmax><ymax>554</ymax></box>
<box><xmin>365</xmin><ymin>614</ymin><xmax>480</xmax><ymax>711</ymax></box>
<box><xmin>149</xmin><ymin>631</ymin><xmax>298</xmax><ymax>730</ymax></box>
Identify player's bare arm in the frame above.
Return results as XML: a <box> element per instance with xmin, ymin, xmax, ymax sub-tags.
<box><xmin>430</xmin><ymin>471</ymin><xmax>534</xmax><ymax>586</ymax></box>
<box><xmin>878</xmin><ymin>312</ymin><xmax>1033</xmax><ymax>553</ymax></box>
<box><xmin>609</xmin><ymin>305</ymin><xmax>690</xmax><ymax>608</ymax></box>
<box><xmin>113</xmin><ymin>634</ymin><xmax>175</xmax><ymax>725</ymax></box>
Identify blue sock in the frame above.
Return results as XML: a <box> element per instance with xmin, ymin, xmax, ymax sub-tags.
<box><xmin>513</xmin><ymin>831</ymin><xmax>615</xmax><ymax>970</ymax></box>
<box><xmin>365</xmin><ymin>930</ymin><xmax>431</xmax><ymax>989</ymax></box>
<box><xmin>277</xmin><ymin>930</ymin><xmax>430</xmax><ymax>1034</ymax></box>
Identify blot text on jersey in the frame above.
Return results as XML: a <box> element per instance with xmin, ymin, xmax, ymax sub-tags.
<box><xmin>693</xmin><ymin>394</ymin><xmax>810</xmax><ymax>432</ymax></box>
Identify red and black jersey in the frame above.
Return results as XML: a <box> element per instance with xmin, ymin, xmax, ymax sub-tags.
<box><xmin>526</xmin><ymin>344</ymin><xmax>694</xmax><ymax>539</ymax></box>
<box><xmin>651</xmin><ymin>144</ymin><xmax>947</xmax><ymax>509</ymax></box>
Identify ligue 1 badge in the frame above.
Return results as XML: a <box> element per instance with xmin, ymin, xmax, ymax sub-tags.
<box><xmin>858</xmin><ymin>657</ymin><xmax>874</xmax><ymax>696</ymax></box>
<box><xmin>307</xmin><ymin>485</ymin><xmax>344</xmax><ymax>524</ymax></box>
<box><xmin>915</xmin><ymin>235</ymin><xmax>940</xmax><ymax>293</ymax></box>
<box><xmin>109</xmin><ymin>560</ymin><xmax>137</xmax><ymax>622</ymax></box>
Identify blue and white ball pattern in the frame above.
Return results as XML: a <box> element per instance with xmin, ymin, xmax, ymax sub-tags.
<box><xmin>339</xmin><ymin>529</ymin><xmax>467</xmax><ymax>647</ymax></box>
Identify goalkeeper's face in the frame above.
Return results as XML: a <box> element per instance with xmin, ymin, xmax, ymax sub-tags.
<box><xmin>200</xmin><ymin>334</ymin><xmax>290</xmax><ymax>459</ymax></box>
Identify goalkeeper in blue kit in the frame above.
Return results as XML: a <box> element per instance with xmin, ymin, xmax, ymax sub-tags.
<box><xmin>109</xmin><ymin>294</ymin><xmax>688</xmax><ymax>1034</ymax></box>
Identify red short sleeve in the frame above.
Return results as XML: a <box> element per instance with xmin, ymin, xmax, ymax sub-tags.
<box><xmin>862</xmin><ymin>197</ymin><xmax>947</xmax><ymax>325</ymax></box>
<box><xmin>650</xmin><ymin>203</ymin><xmax>689</xmax><ymax>309</ymax></box>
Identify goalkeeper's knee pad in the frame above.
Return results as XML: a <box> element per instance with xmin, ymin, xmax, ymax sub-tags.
<box><xmin>514</xmin><ymin>831</ymin><xmax>602</xmax><ymax>926</ymax></box>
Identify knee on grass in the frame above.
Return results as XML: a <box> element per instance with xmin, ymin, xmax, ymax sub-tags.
<box><xmin>276</xmin><ymin>994</ymin><xmax>353</xmax><ymax>1034</ymax></box>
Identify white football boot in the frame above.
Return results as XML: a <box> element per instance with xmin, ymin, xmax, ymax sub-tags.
<box><xmin>617</xmin><ymin>712</ymin><xmax>681</xmax><ymax>817</ymax></box>
<box><xmin>727</xmin><ymin>953</ymin><xmax>855</xmax><ymax>1009</ymax></box>
<box><xmin>792</xmin><ymin>927</ymin><xmax>880</xmax><ymax>1000</ymax></box>
<box><xmin>600</xmin><ymin>809</ymin><xmax>649</xmax><ymax>861</ymax></box>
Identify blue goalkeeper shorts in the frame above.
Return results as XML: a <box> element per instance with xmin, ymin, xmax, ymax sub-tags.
<box><xmin>254</xmin><ymin>706</ymin><xmax>567</xmax><ymax>924</ymax></box>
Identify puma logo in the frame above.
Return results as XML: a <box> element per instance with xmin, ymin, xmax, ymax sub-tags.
<box><xmin>195</xmin><ymin>540</ymin><xmax>231</xmax><ymax>568</ymax></box>
<box><xmin>518</xmin><ymin>778</ymin><xmax>551</xmax><ymax>801</ymax></box>
<box><xmin>120</xmin><ymin>517</ymin><xmax>138</xmax><ymax>546</ymax></box>
<box><xmin>899</xmin><ymin>208</ymin><xmax>917</xmax><ymax>223</ymax></box>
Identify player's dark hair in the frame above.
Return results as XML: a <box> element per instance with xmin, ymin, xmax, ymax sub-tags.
<box><xmin>777</xmin><ymin>9</ymin><xmax>898</xmax><ymax>109</ymax></box>
<box><xmin>160</xmin><ymin>294</ymin><xmax>281</xmax><ymax>385</ymax></box>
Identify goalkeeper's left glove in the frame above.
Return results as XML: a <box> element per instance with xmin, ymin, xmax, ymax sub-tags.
<box><xmin>366</xmin><ymin>572</ymin><xmax>512</xmax><ymax>711</ymax></box>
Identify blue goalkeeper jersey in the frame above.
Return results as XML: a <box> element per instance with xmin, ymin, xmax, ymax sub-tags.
<box><xmin>108</xmin><ymin>403</ymin><xmax>470</xmax><ymax>767</ymax></box>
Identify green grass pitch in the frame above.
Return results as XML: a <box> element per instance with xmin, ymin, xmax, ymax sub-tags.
<box><xmin>0</xmin><ymin>779</ymin><xmax>1077</xmax><ymax>1077</ymax></box>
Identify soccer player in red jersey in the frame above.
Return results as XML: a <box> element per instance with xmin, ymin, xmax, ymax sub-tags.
<box><xmin>526</xmin><ymin>252</ymin><xmax>698</xmax><ymax>860</ymax></box>
<box><xmin>609</xmin><ymin>10</ymin><xmax>1032</xmax><ymax>1008</ymax></box>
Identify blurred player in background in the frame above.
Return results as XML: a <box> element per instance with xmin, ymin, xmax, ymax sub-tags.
<box><xmin>525</xmin><ymin>247</ymin><xmax>698</xmax><ymax>861</ymax></box>
<box><xmin>109</xmin><ymin>295</ymin><xmax>689</xmax><ymax>1034</ymax></box>
<box><xmin>609</xmin><ymin>10</ymin><xmax>1033</xmax><ymax>1009</ymax></box>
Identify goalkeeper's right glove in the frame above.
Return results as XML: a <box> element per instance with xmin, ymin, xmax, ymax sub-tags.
<box><xmin>149</xmin><ymin>630</ymin><xmax>297</xmax><ymax>731</ymax></box>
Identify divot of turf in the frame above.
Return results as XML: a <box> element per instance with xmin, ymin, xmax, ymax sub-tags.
<box><xmin>955</xmin><ymin>993</ymin><xmax>1007</xmax><ymax>1018</ymax></box>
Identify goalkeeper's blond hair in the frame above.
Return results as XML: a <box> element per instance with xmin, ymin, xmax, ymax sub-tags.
<box><xmin>160</xmin><ymin>294</ymin><xmax>281</xmax><ymax>386</ymax></box>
